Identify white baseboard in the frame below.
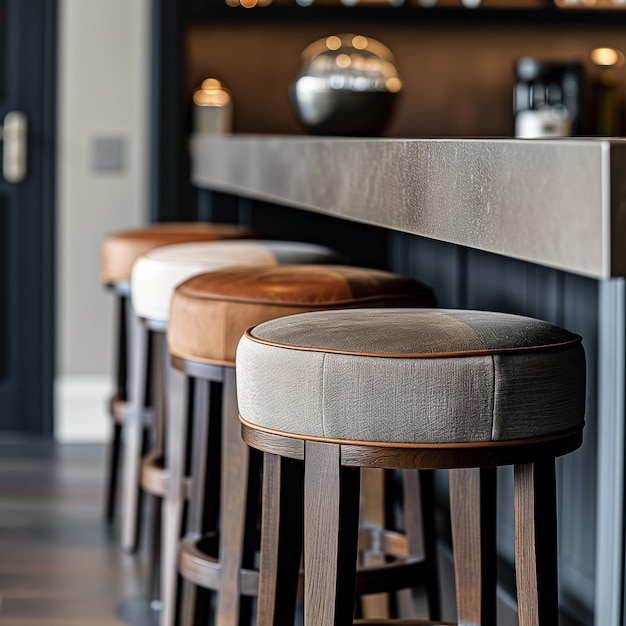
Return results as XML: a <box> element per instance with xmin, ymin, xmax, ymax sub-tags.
<box><xmin>54</xmin><ymin>375</ymin><xmax>113</xmax><ymax>443</ymax></box>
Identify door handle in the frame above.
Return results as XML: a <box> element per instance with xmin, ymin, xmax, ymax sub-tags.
<box><xmin>0</xmin><ymin>111</ymin><xmax>27</xmax><ymax>183</ymax></box>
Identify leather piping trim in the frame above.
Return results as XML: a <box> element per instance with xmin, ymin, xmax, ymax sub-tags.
<box><xmin>168</xmin><ymin>348</ymin><xmax>235</xmax><ymax>369</ymax></box>
<box><xmin>173</xmin><ymin>289</ymin><xmax>434</xmax><ymax>307</ymax></box>
<box><xmin>242</xmin><ymin>329</ymin><xmax>583</xmax><ymax>359</ymax></box>
<box><xmin>238</xmin><ymin>416</ymin><xmax>584</xmax><ymax>449</ymax></box>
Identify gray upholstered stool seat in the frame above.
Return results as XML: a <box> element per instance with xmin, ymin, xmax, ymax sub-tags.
<box><xmin>99</xmin><ymin>221</ymin><xmax>253</xmax><ymax>551</ymax></box>
<box><xmin>237</xmin><ymin>308</ymin><xmax>586</xmax><ymax>445</ymax></box>
<box><xmin>237</xmin><ymin>308</ymin><xmax>586</xmax><ymax>626</ymax></box>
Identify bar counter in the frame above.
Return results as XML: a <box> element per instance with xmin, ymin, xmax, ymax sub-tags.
<box><xmin>190</xmin><ymin>134</ymin><xmax>626</xmax><ymax>626</ymax></box>
<box><xmin>191</xmin><ymin>135</ymin><xmax>626</xmax><ymax>280</ymax></box>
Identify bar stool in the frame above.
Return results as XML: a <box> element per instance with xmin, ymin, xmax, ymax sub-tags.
<box><xmin>166</xmin><ymin>265</ymin><xmax>438</xmax><ymax>626</ymax></box>
<box><xmin>130</xmin><ymin>242</ymin><xmax>345</xmax><ymax>626</ymax></box>
<box><xmin>100</xmin><ymin>222</ymin><xmax>253</xmax><ymax>551</ymax></box>
<box><xmin>236</xmin><ymin>309</ymin><xmax>586</xmax><ymax>626</ymax></box>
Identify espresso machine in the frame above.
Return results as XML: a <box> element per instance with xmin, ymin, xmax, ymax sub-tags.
<box><xmin>513</xmin><ymin>57</ymin><xmax>584</xmax><ymax>138</ymax></box>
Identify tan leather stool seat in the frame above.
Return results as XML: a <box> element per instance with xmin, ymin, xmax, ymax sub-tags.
<box><xmin>101</xmin><ymin>222</ymin><xmax>252</xmax><ymax>285</ymax></box>
<box><xmin>168</xmin><ymin>265</ymin><xmax>436</xmax><ymax>367</ymax></box>
<box><xmin>167</xmin><ymin>265</ymin><xmax>439</xmax><ymax>626</ymax></box>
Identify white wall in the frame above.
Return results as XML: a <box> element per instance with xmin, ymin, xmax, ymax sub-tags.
<box><xmin>56</xmin><ymin>0</ymin><xmax>150</xmax><ymax>441</ymax></box>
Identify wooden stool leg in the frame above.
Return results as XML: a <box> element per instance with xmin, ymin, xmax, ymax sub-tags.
<box><xmin>256</xmin><ymin>453</ymin><xmax>303</xmax><ymax>626</ymax></box>
<box><xmin>400</xmin><ymin>469</ymin><xmax>441</xmax><ymax>620</ymax></box>
<box><xmin>180</xmin><ymin>378</ymin><xmax>212</xmax><ymax>626</ymax></box>
<box><xmin>121</xmin><ymin>305</ymin><xmax>149</xmax><ymax>552</ymax></box>
<box><xmin>449</xmin><ymin>467</ymin><xmax>497</xmax><ymax>626</ymax></box>
<box><xmin>216</xmin><ymin>367</ymin><xmax>249</xmax><ymax>626</ymax></box>
<box><xmin>514</xmin><ymin>460</ymin><xmax>558</xmax><ymax>626</ymax></box>
<box><xmin>105</xmin><ymin>295</ymin><xmax>128</xmax><ymax>523</ymax></box>
<box><xmin>105</xmin><ymin>422</ymin><xmax>123</xmax><ymax>523</ymax></box>
<box><xmin>359</xmin><ymin>468</ymin><xmax>389</xmax><ymax>619</ymax></box>
<box><xmin>160</xmin><ymin>354</ymin><xmax>190</xmax><ymax>626</ymax></box>
<box><xmin>148</xmin><ymin>331</ymin><xmax>166</xmax><ymax>606</ymax></box>
<box><xmin>304</xmin><ymin>441</ymin><xmax>360</xmax><ymax>626</ymax></box>
<box><xmin>240</xmin><ymin>446</ymin><xmax>262</xmax><ymax>625</ymax></box>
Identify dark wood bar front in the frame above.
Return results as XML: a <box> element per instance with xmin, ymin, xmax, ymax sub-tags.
<box><xmin>190</xmin><ymin>134</ymin><xmax>626</xmax><ymax>626</ymax></box>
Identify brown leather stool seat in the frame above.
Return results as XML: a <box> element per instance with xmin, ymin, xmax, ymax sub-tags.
<box><xmin>100</xmin><ymin>222</ymin><xmax>253</xmax><ymax>553</ymax></box>
<box><xmin>101</xmin><ymin>222</ymin><xmax>252</xmax><ymax>287</ymax></box>
<box><xmin>165</xmin><ymin>265</ymin><xmax>439</xmax><ymax>626</ymax></box>
<box><xmin>168</xmin><ymin>264</ymin><xmax>435</xmax><ymax>365</ymax></box>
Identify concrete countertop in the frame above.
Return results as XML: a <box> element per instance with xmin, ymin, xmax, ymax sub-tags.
<box><xmin>190</xmin><ymin>134</ymin><xmax>626</xmax><ymax>280</ymax></box>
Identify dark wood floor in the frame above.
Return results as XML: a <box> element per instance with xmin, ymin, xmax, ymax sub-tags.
<box><xmin>0</xmin><ymin>437</ymin><xmax>158</xmax><ymax>626</ymax></box>
<box><xmin>0</xmin><ymin>437</ymin><xmax>584</xmax><ymax>626</ymax></box>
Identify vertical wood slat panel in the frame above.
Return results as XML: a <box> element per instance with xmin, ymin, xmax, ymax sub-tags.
<box><xmin>250</xmin><ymin>200</ymin><xmax>391</xmax><ymax>271</ymax></box>
<box><xmin>593</xmin><ymin>279</ymin><xmax>625</xmax><ymax>626</ymax></box>
<box><xmin>559</xmin><ymin>274</ymin><xmax>598</xmax><ymax>618</ymax></box>
<box><xmin>389</xmin><ymin>231</ymin><xmax>466</xmax><ymax>309</ymax></box>
<box><xmin>0</xmin><ymin>196</ymin><xmax>6</xmax><ymax>380</ymax></box>
<box><xmin>0</xmin><ymin>0</ymin><xmax>5</xmax><ymax>101</ymax></box>
<box><xmin>0</xmin><ymin>0</ymin><xmax>11</xmax><ymax>386</ymax></box>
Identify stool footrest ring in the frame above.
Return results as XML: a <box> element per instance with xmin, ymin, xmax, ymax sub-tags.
<box><xmin>140</xmin><ymin>452</ymin><xmax>191</xmax><ymax>498</ymax></box>
<box><xmin>109</xmin><ymin>395</ymin><xmax>153</xmax><ymax>427</ymax></box>
<box><xmin>179</xmin><ymin>533</ymin><xmax>260</xmax><ymax>597</ymax></box>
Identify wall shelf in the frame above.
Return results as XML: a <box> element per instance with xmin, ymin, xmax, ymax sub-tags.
<box><xmin>187</xmin><ymin>0</ymin><xmax>626</xmax><ymax>25</ymax></box>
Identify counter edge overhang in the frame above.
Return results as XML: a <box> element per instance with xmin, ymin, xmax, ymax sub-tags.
<box><xmin>190</xmin><ymin>134</ymin><xmax>626</xmax><ymax>280</ymax></box>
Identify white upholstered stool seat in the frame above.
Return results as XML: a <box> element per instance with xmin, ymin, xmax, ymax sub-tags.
<box><xmin>130</xmin><ymin>240</ymin><xmax>342</xmax><ymax>626</ymax></box>
<box><xmin>237</xmin><ymin>308</ymin><xmax>586</xmax><ymax>626</ymax></box>
<box><xmin>131</xmin><ymin>240</ymin><xmax>343</xmax><ymax>325</ymax></box>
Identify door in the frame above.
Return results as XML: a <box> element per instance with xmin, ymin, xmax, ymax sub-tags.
<box><xmin>0</xmin><ymin>0</ymin><xmax>56</xmax><ymax>435</ymax></box>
